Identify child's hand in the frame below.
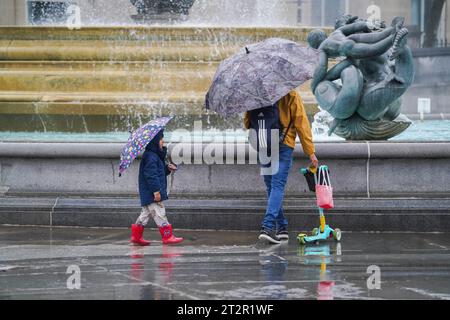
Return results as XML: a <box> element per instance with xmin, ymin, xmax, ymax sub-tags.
<box><xmin>168</xmin><ymin>163</ymin><xmax>178</xmax><ymax>172</ymax></box>
<box><xmin>153</xmin><ymin>191</ymin><xmax>161</xmax><ymax>202</ymax></box>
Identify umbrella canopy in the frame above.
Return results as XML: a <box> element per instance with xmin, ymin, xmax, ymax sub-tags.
<box><xmin>118</xmin><ymin>116</ymin><xmax>173</xmax><ymax>177</ymax></box>
<box><xmin>205</xmin><ymin>38</ymin><xmax>319</xmax><ymax>117</ymax></box>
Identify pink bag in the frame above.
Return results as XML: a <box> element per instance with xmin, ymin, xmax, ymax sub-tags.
<box><xmin>315</xmin><ymin>166</ymin><xmax>334</xmax><ymax>209</ymax></box>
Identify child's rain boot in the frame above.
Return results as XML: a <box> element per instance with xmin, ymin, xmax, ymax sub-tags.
<box><xmin>130</xmin><ymin>224</ymin><xmax>150</xmax><ymax>246</ymax></box>
<box><xmin>159</xmin><ymin>224</ymin><xmax>183</xmax><ymax>245</ymax></box>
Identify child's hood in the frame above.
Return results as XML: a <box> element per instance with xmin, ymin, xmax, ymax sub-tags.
<box><xmin>145</xmin><ymin>130</ymin><xmax>166</xmax><ymax>161</ymax></box>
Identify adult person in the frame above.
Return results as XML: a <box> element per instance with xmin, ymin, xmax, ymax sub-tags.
<box><xmin>244</xmin><ymin>90</ymin><xmax>319</xmax><ymax>244</ymax></box>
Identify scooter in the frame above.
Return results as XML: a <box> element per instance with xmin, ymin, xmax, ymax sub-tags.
<box><xmin>297</xmin><ymin>243</ymin><xmax>342</xmax><ymax>300</ymax></box>
<box><xmin>297</xmin><ymin>166</ymin><xmax>342</xmax><ymax>245</ymax></box>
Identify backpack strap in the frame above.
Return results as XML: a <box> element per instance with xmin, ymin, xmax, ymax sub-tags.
<box><xmin>279</xmin><ymin>102</ymin><xmax>294</xmax><ymax>144</ymax></box>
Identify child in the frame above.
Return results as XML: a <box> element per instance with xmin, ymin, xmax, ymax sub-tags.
<box><xmin>130</xmin><ymin>129</ymin><xmax>183</xmax><ymax>246</ymax></box>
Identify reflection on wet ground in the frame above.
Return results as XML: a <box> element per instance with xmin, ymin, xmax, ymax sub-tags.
<box><xmin>0</xmin><ymin>226</ymin><xmax>450</xmax><ymax>300</ymax></box>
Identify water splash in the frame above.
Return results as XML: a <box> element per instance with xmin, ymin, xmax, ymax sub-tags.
<box><xmin>24</xmin><ymin>0</ymin><xmax>295</xmax><ymax>27</ymax></box>
<box><xmin>312</xmin><ymin>109</ymin><xmax>345</xmax><ymax>142</ymax></box>
<box><xmin>188</xmin><ymin>0</ymin><xmax>292</xmax><ymax>27</ymax></box>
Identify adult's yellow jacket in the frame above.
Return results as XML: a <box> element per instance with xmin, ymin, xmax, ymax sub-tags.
<box><xmin>243</xmin><ymin>90</ymin><xmax>315</xmax><ymax>156</ymax></box>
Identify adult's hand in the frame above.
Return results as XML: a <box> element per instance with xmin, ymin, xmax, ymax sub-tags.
<box><xmin>153</xmin><ymin>191</ymin><xmax>161</xmax><ymax>202</ymax></box>
<box><xmin>309</xmin><ymin>153</ymin><xmax>319</xmax><ymax>168</ymax></box>
<box><xmin>168</xmin><ymin>163</ymin><xmax>178</xmax><ymax>172</ymax></box>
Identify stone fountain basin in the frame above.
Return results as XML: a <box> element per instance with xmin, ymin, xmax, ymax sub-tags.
<box><xmin>0</xmin><ymin>141</ymin><xmax>449</xmax><ymax>200</ymax></box>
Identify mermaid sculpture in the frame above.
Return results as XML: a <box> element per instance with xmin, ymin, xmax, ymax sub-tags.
<box><xmin>308</xmin><ymin>15</ymin><xmax>415</xmax><ymax>140</ymax></box>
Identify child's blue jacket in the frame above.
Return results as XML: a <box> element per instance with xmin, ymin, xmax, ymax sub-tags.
<box><xmin>138</xmin><ymin>144</ymin><xmax>170</xmax><ymax>206</ymax></box>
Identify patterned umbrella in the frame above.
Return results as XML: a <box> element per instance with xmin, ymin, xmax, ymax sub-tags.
<box><xmin>205</xmin><ymin>38</ymin><xmax>319</xmax><ymax>116</ymax></box>
<box><xmin>118</xmin><ymin>116</ymin><xmax>173</xmax><ymax>177</ymax></box>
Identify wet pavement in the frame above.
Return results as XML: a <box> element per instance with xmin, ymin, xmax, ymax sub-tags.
<box><xmin>0</xmin><ymin>226</ymin><xmax>450</xmax><ymax>300</ymax></box>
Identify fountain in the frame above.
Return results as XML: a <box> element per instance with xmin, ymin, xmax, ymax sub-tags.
<box><xmin>311</xmin><ymin>109</ymin><xmax>344</xmax><ymax>142</ymax></box>
<box><xmin>0</xmin><ymin>1</ymin><xmax>448</xmax><ymax>143</ymax></box>
<box><xmin>0</xmin><ymin>5</ymin><xmax>319</xmax><ymax>141</ymax></box>
<box><xmin>0</xmin><ymin>0</ymin><xmax>449</xmax><ymax>202</ymax></box>
<box><xmin>130</xmin><ymin>0</ymin><xmax>196</xmax><ymax>23</ymax></box>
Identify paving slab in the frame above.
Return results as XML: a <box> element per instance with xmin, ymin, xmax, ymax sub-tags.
<box><xmin>1</xmin><ymin>226</ymin><xmax>450</xmax><ymax>300</ymax></box>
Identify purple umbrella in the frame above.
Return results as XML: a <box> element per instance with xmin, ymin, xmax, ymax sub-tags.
<box><xmin>118</xmin><ymin>116</ymin><xmax>173</xmax><ymax>177</ymax></box>
<box><xmin>205</xmin><ymin>38</ymin><xmax>319</xmax><ymax>116</ymax></box>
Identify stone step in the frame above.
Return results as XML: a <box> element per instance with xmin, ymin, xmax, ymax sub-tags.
<box><xmin>0</xmin><ymin>26</ymin><xmax>316</xmax><ymax>62</ymax></box>
<box><xmin>0</xmin><ymin>68</ymin><xmax>315</xmax><ymax>92</ymax></box>
<box><xmin>0</xmin><ymin>61</ymin><xmax>315</xmax><ymax>93</ymax></box>
<box><xmin>0</xmin><ymin>90</ymin><xmax>206</xmax><ymax>103</ymax></box>
<box><xmin>0</xmin><ymin>26</ymin><xmax>316</xmax><ymax>42</ymax></box>
<box><xmin>1</xmin><ymin>196</ymin><xmax>449</xmax><ymax>232</ymax></box>
<box><xmin>0</xmin><ymin>61</ymin><xmax>220</xmax><ymax>72</ymax></box>
<box><xmin>0</xmin><ymin>69</ymin><xmax>214</xmax><ymax>92</ymax></box>
<box><xmin>0</xmin><ymin>26</ymin><xmax>324</xmax><ymax>133</ymax></box>
<box><xmin>0</xmin><ymin>91</ymin><xmax>318</xmax><ymax>116</ymax></box>
<box><xmin>0</xmin><ymin>40</ymin><xmax>240</xmax><ymax>62</ymax></box>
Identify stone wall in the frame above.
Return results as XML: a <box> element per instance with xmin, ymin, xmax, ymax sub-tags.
<box><xmin>1</xmin><ymin>142</ymin><xmax>449</xmax><ymax>198</ymax></box>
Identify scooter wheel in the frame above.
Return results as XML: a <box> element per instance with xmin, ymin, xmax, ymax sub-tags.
<box><xmin>312</xmin><ymin>228</ymin><xmax>319</xmax><ymax>236</ymax></box>
<box><xmin>333</xmin><ymin>228</ymin><xmax>342</xmax><ymax>242</ymax></box>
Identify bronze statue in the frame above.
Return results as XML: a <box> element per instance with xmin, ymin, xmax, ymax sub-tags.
<box><xmin>308</xmin><ymin>15</ymin><xmax>415</xmax><ymax>140</ymax></box>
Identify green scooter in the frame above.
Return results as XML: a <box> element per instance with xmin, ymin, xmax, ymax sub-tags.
<box><xmin>297</xmin><ymin>166</ymin><xmax>342</xmax><ymax>245</ymax></box>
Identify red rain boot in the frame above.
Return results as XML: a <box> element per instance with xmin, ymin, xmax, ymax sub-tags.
<box><xmin>130</xmin><ymin>224</ymin><xmax>150</xmax><ymax>246</ymax></box>
<box><xmin>159</xmin><ymin>224</ymin><xmax>183</xmax><ymax>245</ymax></box>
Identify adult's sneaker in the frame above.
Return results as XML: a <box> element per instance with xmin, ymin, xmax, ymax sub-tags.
<box><xmin>258</xmin><ymin>229</ymin><xmax>282</xmax><ymax>244</ymax></box>
<box><xmin>276</xmin><ymin>229</ymin><xmax>289</xmax><ymax>241</ymax></box>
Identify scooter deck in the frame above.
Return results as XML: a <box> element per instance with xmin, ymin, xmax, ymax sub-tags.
<box><xmin>297</xmin><ymin>225</ymin><xmax>341</xmax><ymax>245</ymax></box>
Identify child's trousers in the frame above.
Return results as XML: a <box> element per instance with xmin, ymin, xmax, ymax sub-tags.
<box><xmin>135</xmin><ymin>202</ymin><xmax>169</xmax><ymax>227</ymax></box>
